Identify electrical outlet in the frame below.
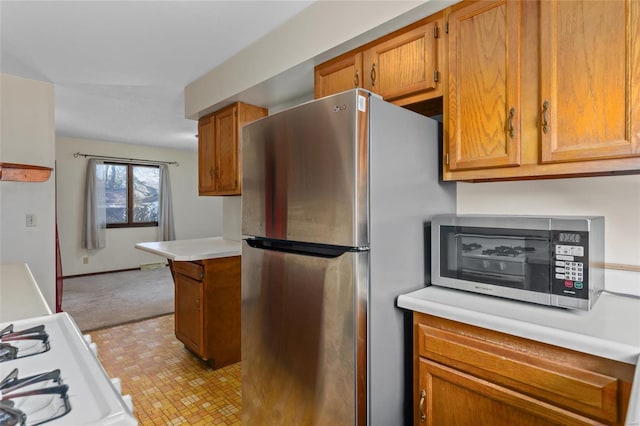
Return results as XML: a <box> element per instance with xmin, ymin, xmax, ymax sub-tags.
<box><xmin>83</xmin><ymin>256</ymin><xmax>89</xmax><ymax>264</ymax></box>
<box><xmin>26</xmin><ymin>214</ymin><xmax>37</xmax><ymax>227</ymax></box>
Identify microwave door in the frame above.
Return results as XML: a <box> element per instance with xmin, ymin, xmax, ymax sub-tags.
<box><xmin>440</xmin><ymin>227</ymin><xmax>552</xmax><ymax>293</ymax></box>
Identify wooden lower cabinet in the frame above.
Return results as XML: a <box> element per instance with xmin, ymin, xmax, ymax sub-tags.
<box><xmin>414</xmin><ymin>313</ymin><xmax>634</xmax><ymax>425</ymax></box>
<box><xmin>170</xmin><ymin>256</ymin><xmax>241</xmax><ymax>369</ymax></box>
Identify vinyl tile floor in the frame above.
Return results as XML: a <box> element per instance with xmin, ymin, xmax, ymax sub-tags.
<box><xmin>89</xmin><ymin>314</ymin><xmax>241</xmax><ymax>425</ymax></box>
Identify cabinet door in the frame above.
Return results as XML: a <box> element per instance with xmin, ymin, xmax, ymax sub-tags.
<box><xmin>198</xmin><ymin>114</ymin><xmax>216</xmax><ymax>194</ymax></box>
<box><xmin>447</xmin><ymin>0</ymin><xmax>521</xmax><ymax>170</ymax></box>
<box><xmin>314</xmin><ymin>52</ymin><xmax>363</xmax><ymax>98</ymax></box>
<box><xmin>174</xmin><ymin>272</ymin><xmax>204</xmax><ymax>357</ymax></box>
<box><xmin>540</xmin><ymin>0</ymin><xmax>640</xmax><ymax>163</ymax></box>
<box><xmin>214</xmin><ymin>104</ymin><xmax>240</xmax><ymax>195</ymax></box>
<box><xmin>363</xmin><ymin>21</ymin><xmax>441</xmax><ymax>101</ymax></box>
<box><xmin>417</xmin><ymin>358</ymin><xmax>599</xmax><ymax>425</ymax></box>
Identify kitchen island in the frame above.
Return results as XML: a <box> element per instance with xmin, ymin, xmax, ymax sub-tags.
<box><xmin>136</xmin><ymin>237</ymin><xmax>241</xmax><ymax>369</ymax></box>
<box><xmin>398</xmin><ymin>286</ymin><xmax>640</xmax><ymax>425</ymax></box>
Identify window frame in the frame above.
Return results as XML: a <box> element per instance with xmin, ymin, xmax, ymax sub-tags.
<box><xmin>104</xmin><ymin>162</ymin><xmax>160</xmax><ymax>229</ymax></box>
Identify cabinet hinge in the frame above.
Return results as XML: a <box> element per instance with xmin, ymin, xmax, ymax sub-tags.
<box><xmin>445</xmin><ymin>21</ymin><xmax>449</xmax><ymax>34</ymax></box>
<box><xmin>434</xmin><ymin>70</ymin><xmax>440</xmax><ymax>83</ymax></box>
<box><xmin>434</xmin><ymin>26</ymin><xmax>439</xmax><ymax>39</ymax></box>
<box><xmin>445</xmin><ymin>153</ymin><xmax>449</xmax><ymax>165</ymax></box>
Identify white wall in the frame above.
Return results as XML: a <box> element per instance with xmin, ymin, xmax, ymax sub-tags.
<box><xmin>185</xmin><ymin>0</ymin><xmax>458</xmax><ymax>117</ymax></box>
<box><xmin>0</xmin><ymin>74</ymin><xmax>57</xmax><ymax>311</ymax></box>
<box><xmin>56</xmin><ymin>137</ymin><xmax>223</xmax><ymax>276</ymax></box>
<box><xmin>457</xmin><ymin>175</ymin><xmax>640</xmax><ymax>294</ymax></box>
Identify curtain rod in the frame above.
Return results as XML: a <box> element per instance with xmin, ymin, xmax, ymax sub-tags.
<box><xmin>73</xmin><ymin>152</ymin><xmax>179</xmax><ymax>166</ymax></box>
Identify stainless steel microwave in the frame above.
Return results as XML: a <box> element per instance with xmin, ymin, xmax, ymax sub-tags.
<box><xmin>431</xmin><ymin>215</ymin><xmax>604</xmax><ymax>310</ymax></box>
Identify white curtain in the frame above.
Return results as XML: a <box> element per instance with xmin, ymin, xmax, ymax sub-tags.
<box><xmin>82</xmin><ymin>159</ymin><xmax>106</xmax><ymax>249</ymax></box>
<box><xmin>157</xmin><ymin>164</ymin><xmax>175</xmax><ymax>241</ymax></box>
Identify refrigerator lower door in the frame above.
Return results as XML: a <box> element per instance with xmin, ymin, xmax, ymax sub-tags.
<box><xmin>242</xmin><ymin>240</ymin><xmax>368</xmax><ymax>425</ymax></box>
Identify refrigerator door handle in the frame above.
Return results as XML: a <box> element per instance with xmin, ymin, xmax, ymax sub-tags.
<box><xmin>245</xmin><ymin>238</ymin><xmax>357</xmax><ymax>258</ymax></box>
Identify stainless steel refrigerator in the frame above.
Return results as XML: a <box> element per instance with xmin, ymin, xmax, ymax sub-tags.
<box><xmin>241</xmin><ymin>89</ymin><xmax>456</xmax><ymax>425</ymax></box>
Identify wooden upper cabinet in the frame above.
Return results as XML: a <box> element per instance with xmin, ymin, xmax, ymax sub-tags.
<box><xmin>444</xmin><ymin>0</ymin><xmax>640</xmax><ymax>181</ymax></box>
<box><xmin>314</xmin><ymin>52</ymin><xmax>363</xmax><ymax>99</ymax></box>
<box><xmin>198</xmin><ymin>102</ymin><xmax>267</xmax><ymax>196</ymax></box>
<box><xmin>447</xmin><ymin>0</ymin><xmax>521</xmax><ymax>171</ymax></box>
<box><xmin>363</xmin><ymin>18</ymin><xmax>443</xmax><ymax>103</ymax></box>
<box><xmin>540</xmin><ymin>0</ymin><xmax>640</xmax><ymax>163</ymax></box>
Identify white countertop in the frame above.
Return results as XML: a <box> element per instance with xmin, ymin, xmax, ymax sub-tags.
<box><xmin>397</xmin><ymin>286</ymin><xmax>640</xmax><ymax>424</ymax></box>
<box><xmin>135</xmin><ymin>237</ymin><xmax>241</xmax><ymax>261</ymax></box>
<box><xmin>0</xmin><ymin>263</ymin><xmax>52</xmax><ymax>322</ymax></box>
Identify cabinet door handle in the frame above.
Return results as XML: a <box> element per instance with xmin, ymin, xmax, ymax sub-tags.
<box><xmin>370</xmin><ymin>63</ymin><xmax>376</xmax><ymax>87</ymax></box>
<box><xmin>507</xmin><ymin>107</ymin><xmax>516</xmax><ymax>139</ymax></box>
<box><xmin>354</xmin><ymin>69</ymin><xmax>359</xmax><ymax>88</ymax></box>
<box><xmin>542</xmin><ymin>100</ymin><xmax>550</xmax><ymax>134</ymax></box>
<box><xmin>419</xmin><ymin>389</ymin><xmax>426</xmax><ymax>422</ymax></box>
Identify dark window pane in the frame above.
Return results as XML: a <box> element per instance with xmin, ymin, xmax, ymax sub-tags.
<box><xmin>105</xmin><ymin>164</ymin><xmax>128</xmax><ymax>224</ymax></box>
<box><xmin>133</xmin><ymin>165</ymin><xmax>159</xmax><ymax>223</ymax></box>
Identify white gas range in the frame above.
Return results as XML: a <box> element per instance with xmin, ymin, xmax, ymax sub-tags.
<box><xmin>0</xmin><ymin>263</ymin><xmax>136</xmax><ymax>425</ymax></box>
<box><xmin>0</xmin><ymin>312</ymin><xmax>136</xmax><ymax>425</ymax></box>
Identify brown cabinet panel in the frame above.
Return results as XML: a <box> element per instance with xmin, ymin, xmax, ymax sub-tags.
<box><xmin>198</xmin><ymin>102</ymin><xmax>267</xmax><ymax>196</ymax></box>
<box><xmin>314</xmin><ymin>13</ymin><xmax>443</xmax><ymax>105</ymax></box>
<box><xmin>540</xmin><ymin>0</ymin><xmax>640</xmax><ymax>163</ymax></box>
<box><xmin>314</xmin><ymin>52</ymin><xmax>363</xmax><ymax>99</ymax></box>
<box><xmin>413</xmin><ymin>313</ymin><xmax>634</xmax><ymax>425</ymax></box>
<box><xmin>170</xmin><ymin>256</ymin><xmax>241</xmax><ymax>369</ymax></box>
<box><xmin>444</xmin><ymin>0</ymin><xmax>640</xmax><ymax>181</ymax></box>
<box><xmin>363</xmin><ymin>20</ymin><xmax>442</xmax><ymax>101</ymax></box>
<box><xmin>197</xmin><ymin>115</ymin><xmax>215</xmax><ymax>193</ymax></box>
<box><xmin>174</xmin><ymin>272</ymin><xmax>204</xmax><ymax>355</ymax></box>
<box><xmin>418</xmin><ymin>358</ymin><xmax>600</xmax><ymax>425</ymax></box>
<box><xmin>214</xmin><ymin>105</ymin><xmax>239</xmax><ymax>193</ymax></box>
<box><xmin>172</xmin><ymin>260</ymin><xmax>203</xmax><ymax>281</ymax></box>
<box><xmin>447</xmin><ymin>0</ymin><xmax>521</xmax><ymax>171</ymax></box>
<box><xmin>417</xmin><ymin>323</ymin><xmax>619</xmax><ymax>423</ymax></box>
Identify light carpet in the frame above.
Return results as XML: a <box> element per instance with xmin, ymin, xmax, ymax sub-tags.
<box><xmin>62</xmin><ymin>267</ymin><xmax>174</xmax><ymax>332</ymax></box>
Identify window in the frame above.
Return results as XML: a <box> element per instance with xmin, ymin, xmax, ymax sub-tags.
<box><xmin>104</xmin><ymin>162</ymin><xmax>160</xmax><ymax>227</ymax></box>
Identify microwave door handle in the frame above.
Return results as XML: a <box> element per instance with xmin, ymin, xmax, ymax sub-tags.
<box><xmin>454</xmin><ymin>233</ymin><xmax>548</xmax><ymax>242</ymax></box>
<box><xmin>462</xmin><ymin>269</ymin><xmax>525</xmax><ymax>283</ymax></box>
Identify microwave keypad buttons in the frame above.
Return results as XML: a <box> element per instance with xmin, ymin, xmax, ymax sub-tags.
<box><xmin>555</xmin><ymin>260</ymin><xmax>583</xmax><ymax>281</ymax></box>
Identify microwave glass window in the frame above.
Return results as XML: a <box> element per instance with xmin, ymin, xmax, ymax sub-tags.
<box><xmin>439</xmin><ymin>226</ymin><xmax>552</xmax><ymax>292</ymax></box>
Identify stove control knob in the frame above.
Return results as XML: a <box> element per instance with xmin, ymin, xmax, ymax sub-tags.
<box><xmin>499</xmin><ymin>262</ymin><xmax>507</xmax><ymax>271</ymax></box>
<box><xmin>483</xmin><ymin>260</ymin><xmax>490</xmax><ymax>269</ymax></box>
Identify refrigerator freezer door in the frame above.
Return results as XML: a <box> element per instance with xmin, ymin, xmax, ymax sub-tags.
<box><xmin>241</xmin><ymin>240</ymin><xmax>368</xmax><ymax>425</ymax></box>
<box><xmin>242</xmin><ymin>90</ymin><xmax>369</xmax><ymax>248</ymax></box>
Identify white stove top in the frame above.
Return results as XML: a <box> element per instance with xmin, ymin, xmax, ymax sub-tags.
<box><xmin>1</xmin><ymin>312</ymin><xmax>136</xmax><ymax>426</ymax></box>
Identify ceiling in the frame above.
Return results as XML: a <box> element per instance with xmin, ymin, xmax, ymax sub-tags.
<box><xmin>0</xmin><ymin>0</ymin><xmax>315</xmax><ymax>150</ymax></box>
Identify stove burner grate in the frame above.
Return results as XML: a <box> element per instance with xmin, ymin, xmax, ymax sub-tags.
<box><xmin>0</xmin><ymin>325</ymin><xmax>50</xmax><ymax>362</ymax></box>
<box><xmin>0</xmin><ymin>368</ymin><xmax>70</xmax><ymax>426</ymax></box>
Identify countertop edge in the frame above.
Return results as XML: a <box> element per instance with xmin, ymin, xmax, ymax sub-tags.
<box><xmin>135</xmin><ymin>237</ymin><xmax>241</xmax><ymax>261</ymax></box>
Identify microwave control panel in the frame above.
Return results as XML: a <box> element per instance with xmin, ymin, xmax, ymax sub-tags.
<box><xmin>551</xmin><ymin>231</ymin><xmax>589</xmax><ymax>299</ymax></box>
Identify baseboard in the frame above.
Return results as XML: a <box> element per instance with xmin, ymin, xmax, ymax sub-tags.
<box><xmin>63</xmin><ymin>266</ymin><xmax>164</xmax><ymax>279</ymax></box>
